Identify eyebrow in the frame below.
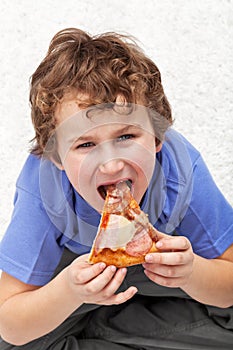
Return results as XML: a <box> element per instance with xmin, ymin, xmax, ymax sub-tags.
<box><xmin>68</xmin><ymin>124</ymin><xmax>142</xmax><ymax>144</ymax></box>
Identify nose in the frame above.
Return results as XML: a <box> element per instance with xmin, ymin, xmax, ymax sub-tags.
<box><xmin>99</xmin><ymin>158</ymin><xmax>125</xmax><ymax>175</ymax></box>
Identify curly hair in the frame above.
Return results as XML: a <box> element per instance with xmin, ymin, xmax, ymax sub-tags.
<box><xmin>29</xmin><ymin>28</ymin><xmax>173</xmax><ymax>155</ymax></box>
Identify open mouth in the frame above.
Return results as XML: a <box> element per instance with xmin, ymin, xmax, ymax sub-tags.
<box><xmin>98</xmin><ymin>180</ymin><xmax>132</xmax><ymax>200</ymax></box>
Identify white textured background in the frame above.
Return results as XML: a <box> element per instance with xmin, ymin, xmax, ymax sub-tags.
<box><xmin>0</xmin><ymin>0</ymin><xmax>232</xmax><ymax>240</ymax></box>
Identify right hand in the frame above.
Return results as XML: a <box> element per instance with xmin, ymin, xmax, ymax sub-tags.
<box><xmin>65</xmin><ymin>254</ymin><xmax>138</xmax><ymax>305</ymax></box>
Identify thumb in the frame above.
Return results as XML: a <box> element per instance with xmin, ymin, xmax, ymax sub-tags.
<box><xmin>150</xmin><ymin>225</ymin><xmax>173</xmax><ymax>242</ymax></box>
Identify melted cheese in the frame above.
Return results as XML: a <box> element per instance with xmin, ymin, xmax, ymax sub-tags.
<box><xmin>98</xmin><ymin>214</ymin><xmax>136</xmax><ymax>249</ymax></box>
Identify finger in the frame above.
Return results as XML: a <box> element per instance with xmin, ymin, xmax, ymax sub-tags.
<box><xmin>156</xmin><ymin>236</ymin><xmax>191</xmax><ymax>252</ymax></box>
<box><xmin>83</xmin><ymin>265</ymin><xmax>120</xmax><ymax>294</ymax></box>
<box><xmin>100</xmin><ymin>286</ymin><xmax>138</xmax><ymax>305</ymax></box>
<box><xmin>74</xmin><ymin>253</ymin><xmax>91</xmax><ymax>262</ymax></box>
<box><xmin>70</xmin><ymin>261</ymin><xmax>107</xmax><ymax>284</ymax></box>
<box><xmin>142</xmin><ymin>262</ymin><xmax>191</xmax><ymax>278</ymax></box>
<box><xmin>144</xmin><ymin>269</ymin><xmax>187</xmax><ymax>288</ymax></box>
<box><xmin>97</xmin><ymin>268</ymin><xmax>128</xmax><ymax>299</ymax></box>
<box><xmin>151</xmin><ymin>227</ymin><xmax>171</xmax><ymax>241</ymax></box>
<box><xmin>145</xmin><ymin>251</ymin><xmax>193</xmax><ymax>266</ymax></box>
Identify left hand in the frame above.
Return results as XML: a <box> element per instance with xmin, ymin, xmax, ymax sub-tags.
<box><xmin>142</xmin><ymin>233</ymin><xmax>194</xmax><ymax>288</ymax></box>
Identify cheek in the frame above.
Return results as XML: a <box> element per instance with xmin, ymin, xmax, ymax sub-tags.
<box><xmin>131</xmin><ymin>140</ymin><xmax>156</xmax><ymax>178</ymax></box>
<box><xmin>63</xmin><ymin>152</ymin><xmax>100</xmax><ymax>199</ymax></box>
<box><xmin>133</xmin><ymin>159</ymin><xmax>155</xmax><ymax>202</ymax></box>
<box><xmin>130</xmin><ymin>140</ymin><xmax>156</xmax><ymax>201</ymax></box>
<box><xmin>62</xmin><ymin>155</ymin><xmax>83</xmax><ymax>192</ymax></box>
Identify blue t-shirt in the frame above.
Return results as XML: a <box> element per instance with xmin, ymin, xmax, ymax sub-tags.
<box><xmin>0</xmin><ymin>129</ymin><xmax>232</xmax><ymax>285</ymax></box>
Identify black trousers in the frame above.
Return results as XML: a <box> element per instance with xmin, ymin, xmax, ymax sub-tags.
<box><xmin>1</xmin><ymin>249</ymin><xmax>233</xmax><ymax>350</ymax></box>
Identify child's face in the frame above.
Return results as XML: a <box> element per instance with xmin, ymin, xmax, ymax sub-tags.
<box><xmin>53</xmin><ymin>97</ymin><xmax>161</xmax><ymax>212</ymax></box>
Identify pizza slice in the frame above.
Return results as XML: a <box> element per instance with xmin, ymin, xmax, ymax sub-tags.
<box><xmin>88</xmin><ymin>181</ymin><xmax>158</xmax><ymax>267</ymax></box>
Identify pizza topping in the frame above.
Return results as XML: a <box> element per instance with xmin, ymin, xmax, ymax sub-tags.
<box><xmin>95</xmin><ymin>181</ymin><xmax>154</xmax><ymax>253</ymax></box>
<box><xmin>101</xmin><ymin>181</ymin><xmax>135</xmax><ymax>214</ymax></box>
<box><xmin>89</xmin><ymin>180</ymin><xmax>158</xmax><ymax>267</ymax></box>
<box><xmin>125</xmin><ymin>228</ymin><xmax>153</xmax><ymax>256</ymax></box>
<box><xmin>98</xmin><ymin>180</ymin><xmax>132</xmax><ymax>200</ymax></box>
<box><xmin>95</xmin><ymin>214</ymin><xmax>136</xmax><ymax>251</ymax></box>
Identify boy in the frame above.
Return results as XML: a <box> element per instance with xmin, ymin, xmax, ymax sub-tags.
<box><xmin>0</xmin><ymin>27</ymin><xmax>233</xmax><ymax>349</ymax></box>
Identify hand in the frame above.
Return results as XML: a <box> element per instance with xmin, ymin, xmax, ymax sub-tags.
<box><xmin>142</xmin><ymin>233</ymin><xmax>194</xmax><ymax>288</ymax></box>
<box><xmin>66</xmin><ymin>254</ymin><xmax>137</xmax><ymax>305</ymax></box>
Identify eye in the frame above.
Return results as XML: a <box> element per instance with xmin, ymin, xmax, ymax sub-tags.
<box><xmin>117</xmin><ymin>134</ymin><xmax>134</xmax><ymax>142</ymax></box>
<box><xmin>76</xmin><ymin>142</ymin><xmax>95</xmax><ymax>149</ymax></box>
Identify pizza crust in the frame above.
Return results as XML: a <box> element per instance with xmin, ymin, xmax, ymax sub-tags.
<box><xmin>89</xmin><ymin>241</ymin><xmax>158</xmax><ymax>267</ymax></box>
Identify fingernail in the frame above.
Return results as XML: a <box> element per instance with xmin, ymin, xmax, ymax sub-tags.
<box><xmin>156</xmin><ymin>241</ymin><xmax>163</xmax><ymax>248</ymax></box>
<box><xmin>99</xmin><ymin>262</ymin><xmax>106</xmax><ymax>269</ymax></box>
<box><xmin>110</xmin><ymin>265</ymin><xmax>117</xmax><ymax>272</ymax></box>
<box><xmin>145</xmin><ymin>254</ymin><xmax>153</xmax><ymax>262</ymax></box>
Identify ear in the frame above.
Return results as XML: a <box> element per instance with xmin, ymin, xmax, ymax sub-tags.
<box><xmin>155</xmin><ymin>141</ymin><xmax>163</xmax><ymax>153</ymax></box>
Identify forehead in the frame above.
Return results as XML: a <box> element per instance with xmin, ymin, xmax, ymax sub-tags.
<box><xmin>55</xmin><ymin>99</ymin><xmax>154</xmax><ymax>142</ymax></box>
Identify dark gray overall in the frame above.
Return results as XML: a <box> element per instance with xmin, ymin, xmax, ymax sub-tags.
<box><xmin>1</xmin><ymin>249</ymin><xmax>233</xmax><ymax>349</ymax></box>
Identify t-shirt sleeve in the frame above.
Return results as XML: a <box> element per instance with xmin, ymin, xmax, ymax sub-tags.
<box><xmin>0</xmin><ymin>186</ymin><xmax>64</xmax><ymax>286</ymax></box>
<box><xmin>176</xmin><ymin>155</ymin><xmax>233</xmax><ymax>258</ymax></box>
